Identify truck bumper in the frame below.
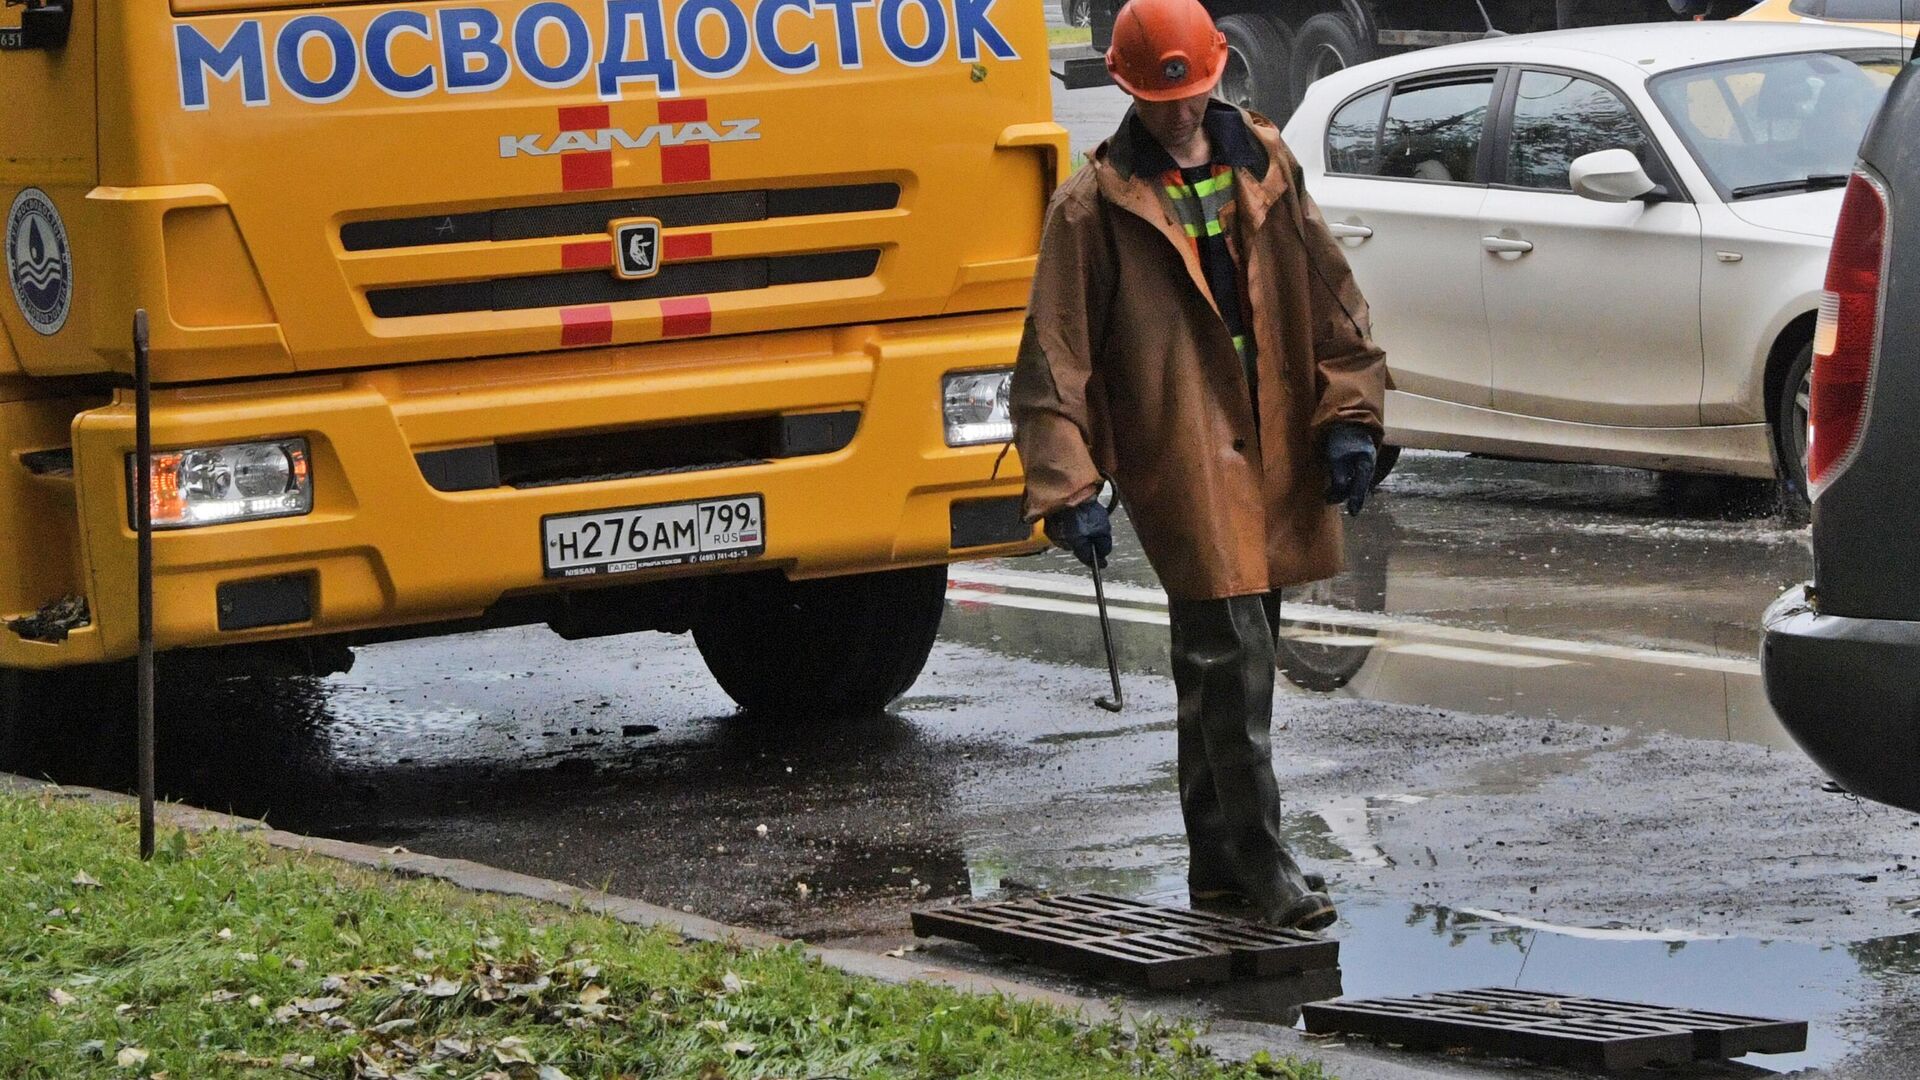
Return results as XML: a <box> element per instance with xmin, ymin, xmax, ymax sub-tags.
<box><xmin>1761</xmin><ymin>584</ymin><xmax>1920</xmax><ymax>812</ymax></box>
<box><xmin>13</xmin><ymin>312</ymin><xmax>1040</xmax><ymax>667</ymax></box>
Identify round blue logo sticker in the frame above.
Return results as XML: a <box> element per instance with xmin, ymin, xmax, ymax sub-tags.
<box><xmin>7</xmin><ymin>188</ymin><xmax>72</xmax><ymax>337</ymax></box>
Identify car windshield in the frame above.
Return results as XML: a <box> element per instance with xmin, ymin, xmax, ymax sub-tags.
<box><xmin>1788</xmin><ymin>0</ymin><xmax>1920</xmax><ymax>22</ymax></box>
<box><xmin>1650</xmin><ymin>49</ymin><xmax>1903</xmax><ymax>198</ymax></box>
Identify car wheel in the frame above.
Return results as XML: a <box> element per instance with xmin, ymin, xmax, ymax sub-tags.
<box><xmin>1290</xmin><ymin>12</ymin><xmax>1378</xmax><ymax>105</ymax></box>
<box><xmin>1063</xmin><ymin>0</ymin><xmax>1091</xmax><ymax>28</ymax></box>
<box><xmin>1274</xmin><ymin>590</ymin><xmax>1374</xmax><ymax>692</ymax></box>
<box><xmin>1213</xmin><ymin>14</ymin><xmax>1297</xmax><ymax>126</ymax></box>
<box><xmin>1773</xmin><ymin>340</ymin><xmax>1813</xmax><ymax>511</ymax></box>
<box><xmin>1370</xmin><ymin>444</ymin><xmax>1400</xmax><ymax>490</ymax></box>
<box><xmin>693</xmin><ymin>566</ymin><xmax>948</xmax><ymax>717</ymax></box>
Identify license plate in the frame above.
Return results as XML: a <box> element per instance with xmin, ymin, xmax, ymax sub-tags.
<box><xmin>542</xmin><ymin>494</ymin><xmax>765</xmax><ymax>578</ymax></box>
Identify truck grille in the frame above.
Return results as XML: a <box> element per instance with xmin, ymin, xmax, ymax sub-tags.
<box><xmin>342</xmin><ymin>184</ymin><xmax>900</xmax><ymax>251</ymax></box>
<box><xmin>367</xmin><ymin>250</ymin><xmax>881</xmax><ymax>319</ymax></box>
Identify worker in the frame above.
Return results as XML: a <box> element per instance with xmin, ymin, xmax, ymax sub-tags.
<box><xmin>1009</xmin><ymin>0</ymin><xmax>1387</xmax><ymax>932</ymax></box>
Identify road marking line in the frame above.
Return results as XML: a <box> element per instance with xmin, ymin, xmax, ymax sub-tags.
<box><xmin>948</xmin><ymin>566</ymin><xmax>1760</xmax><ymax>677</ymax></box>
<box><xmin>945</xmin><ymin>588</ymin><xmax>1169</xmax><ymax>626</ymax></box>
<box><xmin>1384</xmin><ymin>642</ymin><xmax>1572</xmax><ymax>669</ymax></box>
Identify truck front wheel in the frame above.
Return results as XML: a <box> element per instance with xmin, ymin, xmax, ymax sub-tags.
<box><xmin>693</xmin><ymin>565</ymin><xmax>949</xmax><ymax>716</ymax></box>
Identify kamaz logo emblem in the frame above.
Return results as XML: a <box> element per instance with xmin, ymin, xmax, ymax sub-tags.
<box><xmin>501</xmin><ymin>119</ymin><xmax>761</xmax><ymax>158</ymax></box>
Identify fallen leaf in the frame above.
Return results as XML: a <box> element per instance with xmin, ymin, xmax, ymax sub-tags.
<box><xmin>536</xmin><ymin>1067</ymin><xmax>575</xmax><ymax>1080</ymax></box>
<box><xmin>245</xmin><ymin>995</ymin><xmax>265</xmax><ymax>1009</ymax></box>
<box><xmin>721</xmin><ymin>1040</ymin><xmax>757</xmax><ymax>1057</ymax></box>
<box><xmin>48</xmin><ymin>987</ymin><xmax>77</xmax><ymax>1006</ymax></box>
<box><xmin>287</xmin><ymin>958</ymin><xmax>308</xmax><ymax>971</ymax></box>
<box><xmin>369</xmin><ymin>1018</ymin><xmax>416</xmax><ymax>1036</ymax></box>
<box><xmin>200</xmin><ymin>990</ymin><xmax>239</xmax><ymax>1005</ymax></box>
<box><xmin>215</xmin><ymin>928</ymin><xmax>232</xmax><ymax>940</ymax></box>
<box><xmin>721</xmin><ymin>972</ymin><xmax>745</xmax><ymax>995</ymax></box>
<box><xmin>294</xmin><ymin>996</ymin><xmax>345</xmax><ymax>1014</ymax></box>
<box><xmin>507</xmin><ymin>976</ymin><xmax>551</xmax><ymax>998</ymax></box>
<box><xmin>577</xmin><ymin>984</ymin><xmax>610</xmax><ymax>1006</ymax></box>
<box><xmin>72</xmin><ymin>871</ymin><xmax>102</xmax><ymax>889</ymax></box>
<box><xmin>235</xmin><ymin>952</ymin><xmax>258</xmax><ymax>964</ymax></box>
<box><xmin>493</xmin><ymin>1038</ymin><xmax>536</xmax><ymax>1065</ymax></box>
<box><xmin>423</xmin><ymin>977</ymin><xmax>460</xmax><ymax>998</ymax></box>
<box><xmin>79</xmin><ymin>1040</ymin><xmax>106</xmax><ymax>1058</ymax></box>
<box><xmin>116</xmin><ymin>1046</ymin><xmax>148</xmax><ymax>1068</ymax></box>
<box><xmin>695</xmin><ymin>1019</ymin><xmax>729</xmax><ymax>1034</ymax></box>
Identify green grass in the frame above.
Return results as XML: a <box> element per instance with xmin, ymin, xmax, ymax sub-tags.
<box><xmin>0</xmin><ymin>793</ymin><xmax>1330</xmax><ymax>1079</ymax></box>
<box><xmin>1048</xmin><ymin>25</ymin><xmax>1094</xmax><ymax>46</ymax></box>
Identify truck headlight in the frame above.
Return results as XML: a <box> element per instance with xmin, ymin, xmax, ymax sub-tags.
<box><xmin>943</xmin><ymin>370</ymin><xmax>1015</xmax><ymax>447</ymax></box>
<box><xmin>128</xmin><ymin>439</ymin><xmax>313</xmax><ymax>529</ymax></box>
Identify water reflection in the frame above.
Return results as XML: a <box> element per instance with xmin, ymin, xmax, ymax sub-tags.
<box><xmin>951</xmin><ymin>453</ymin><xmax>1812</xmax><ymax>747</ymax></box>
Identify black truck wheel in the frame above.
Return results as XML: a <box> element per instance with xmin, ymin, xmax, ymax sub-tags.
<box><xmin>0</xmin><ymin>669</ymin><xmax>28</xmax><ymax>770</ymax></box>
<box><xmin>693</xmin><ymin>565</ymin><xmax>949</xmax><ymax>716</ymax></box>
<box><xmin>1290</xmin><ymin>12</ymin><xmax>1377</xmax><ymax>104</ymax></box>
<box><xmin>1215</xmin><ymin>14</ymin><xmax>1297</xmax><ymax>125</ymax></box>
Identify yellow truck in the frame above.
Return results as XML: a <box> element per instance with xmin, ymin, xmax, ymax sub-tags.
<box><xmin>0</xmin><ymin>0</ymin><xmax>1063</xmax><ymax>741</ymax></box>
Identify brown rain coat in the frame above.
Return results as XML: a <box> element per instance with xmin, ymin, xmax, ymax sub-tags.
<box><xmin>1011</xmin><ymin>105</ymin><xmax>1388</xmax><ymax>601</ymax></box>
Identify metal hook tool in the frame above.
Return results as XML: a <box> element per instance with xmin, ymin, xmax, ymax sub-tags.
<box><xmin>1091</xmin><ymin>485</ymin><xmax>1123</xmax><ymax>713</ymax></box>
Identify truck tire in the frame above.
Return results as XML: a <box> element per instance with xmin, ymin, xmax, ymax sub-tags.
<box><xmin>1215</xmin><ymin>14</ymin><xmax>1297</xmax><ymax>125</ymax></box>
<box><xmin>693</xmin><ymin>565</ymin><xmax>949</xmax><ymax>716</ymax></box>
<box><xmin>0</xmin><ymin>669</ymin><xmax>28</xmax><ymax>770</ymax></box>
<box><xmin>1290</xmin><ymin>12</ymin><xmax>1377</xmax><ymax>104</ymax></box>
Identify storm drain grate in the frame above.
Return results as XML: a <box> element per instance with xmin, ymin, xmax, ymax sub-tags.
<box><xmin>1302</xmin><ymin>988</ymin><xmax>1807</xmax><ymax>1071</ymax></box>
<box><xmin>910</xmin><ymin>892</ymin><xmax>1337</xmax><ymax>989</ymax></box>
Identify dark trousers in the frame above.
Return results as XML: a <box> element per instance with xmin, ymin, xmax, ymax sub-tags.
<box><xmin>1169</xmin><ymin>591</ymin><xmax>1315</xmax><ymax>913</ymax></box>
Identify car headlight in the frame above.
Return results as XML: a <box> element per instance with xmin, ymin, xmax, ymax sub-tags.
<box><xmin>942</xmin><ymin>369</ymin><xmax>1015</xmax><ymax>447</ymax></box>
<box><xmin>128</xmin><ymin>438</ymin><xmax>313</xmax><ymax>529</ymax></box>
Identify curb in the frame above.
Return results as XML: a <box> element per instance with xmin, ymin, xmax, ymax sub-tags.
<box><xmin>0</xmin><ymin>772</ymin><xmax>1484</xmax><ymax>1080</ymax></box>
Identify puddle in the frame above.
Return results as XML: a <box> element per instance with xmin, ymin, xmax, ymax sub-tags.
<box><xmin>1325</xmin><ymin>900</ymin><xmax>1909</xmax><ymax>1074</ymax></box>
<box><xmin>960</xmin><ymin>836</ymin><xmax>1896</xmax><ymax>1074</ymax></box>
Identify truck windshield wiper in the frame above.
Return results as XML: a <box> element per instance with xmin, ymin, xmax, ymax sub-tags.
<box><xmin>1730</xmin><ymin>174</ymin><xmax>1851</xmax><ymax>199</ymax></box>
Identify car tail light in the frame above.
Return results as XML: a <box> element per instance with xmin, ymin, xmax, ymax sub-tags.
<box><xmin>1808</xmin><ymin>171</ymin><xmax>1890</xmax><ymax>500</ymax></box>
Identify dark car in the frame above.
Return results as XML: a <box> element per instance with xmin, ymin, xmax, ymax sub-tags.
<box><xmin>1763</xmin><ymin>44</ymin><xmax>1920</xmax><ymax>812</ymax></box>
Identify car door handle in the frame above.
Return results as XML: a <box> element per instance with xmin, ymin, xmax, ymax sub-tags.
<box><xmin>1329</xmin><ymin>223</ymin><xmax>1374</xmax><ymax>242</ymax></box>
<box><xmin>1482</xmin><ymin>236</ymin><xmax>1534</xmax><ymax>255</ymax></box>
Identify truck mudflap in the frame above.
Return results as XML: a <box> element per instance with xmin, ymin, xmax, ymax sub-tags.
<box><xmin>12</xmin><ymin>311</ymin><xmax>1041</xmax><ymax>668</ymax></box>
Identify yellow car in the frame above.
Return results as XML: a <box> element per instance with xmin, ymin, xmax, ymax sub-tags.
<box><xmin>1738</xmin><ymin>0</ymin><xmax>1919</xmax><ymax>35</ymax></box>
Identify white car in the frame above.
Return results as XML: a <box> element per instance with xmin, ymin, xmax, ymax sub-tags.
<box><xmin>1281</xmin><ymin>22</ymin><xmax>1906</xmax><ymax>500</ymax></box>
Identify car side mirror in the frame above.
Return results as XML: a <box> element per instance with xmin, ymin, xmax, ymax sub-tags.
<box><xmin>1569</xmin><ymin>148</ymin><xmax>1659</xmax><ymax>203</ymax></box>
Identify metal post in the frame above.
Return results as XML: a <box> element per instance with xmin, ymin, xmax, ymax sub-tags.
<box><xmin>133</xmin><ymin>311</ymin><xmax>155</xmax><ymax>861</ymax></box>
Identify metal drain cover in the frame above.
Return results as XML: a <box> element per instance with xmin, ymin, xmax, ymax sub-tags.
<box><xmin>910</xmin><ymin>892</ymin><xmax>1338</xmax><ymax>989</ymax></box>
<box><xmin>1302</xmin><ymin>988</ymin><xmax>1807</xmax><ymax>1071</ymax></box>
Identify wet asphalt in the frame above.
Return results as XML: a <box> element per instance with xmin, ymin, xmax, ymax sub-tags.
<box><xmin>9</xmin><ymin>55</ymin><xmax>1920</xmax><ymax>1079</ymax></box>
<box><xmin>15</xmin><ymin>452</ymin><xmax>1920</xmax><ymax>1076</ymax></box>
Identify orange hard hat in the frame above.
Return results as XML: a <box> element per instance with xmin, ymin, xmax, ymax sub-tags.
<box><xmin>1105</xmin><ymin>0</ymin><xmax>1227</xmax><ymax>102</ymax></box>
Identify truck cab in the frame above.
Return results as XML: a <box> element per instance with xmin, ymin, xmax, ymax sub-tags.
<box><xmin>0</xmin><ymin>0</ymin><xmax>1066</xmax><ymax>741</ymax></box>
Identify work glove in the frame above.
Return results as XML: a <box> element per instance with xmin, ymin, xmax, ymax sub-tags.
<box><xmin>1323</xmin><ymin>424</ymin><xmax>1378</xmax><ymax>517</ymax></box>
<box><xmin>1045</xmin><ymin>500</ymin><xmax>1113</xmax><ymax>569</ymax></box>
